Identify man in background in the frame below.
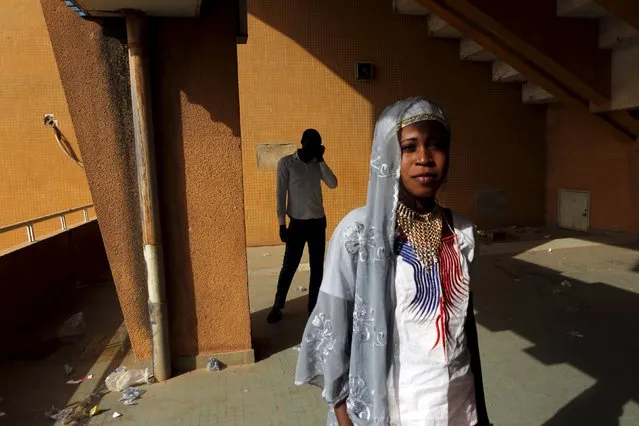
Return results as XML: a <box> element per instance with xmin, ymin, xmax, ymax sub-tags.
<box><xmin>267</xmin><ymin>129</ymin><xmax>338</xmax><ymax>323</ymax></box>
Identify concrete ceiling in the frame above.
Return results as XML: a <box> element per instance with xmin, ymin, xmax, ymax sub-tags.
<box><xmin>70</xmin><ymin>0</ymin><xmax>201</xmax><ymax>17</ymax></box>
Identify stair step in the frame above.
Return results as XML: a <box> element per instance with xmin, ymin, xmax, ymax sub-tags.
<box><xmin>428</xmin><ymin>15</ymin><xmax>462</xmax><ymax>38</ymax></box>
<box><xmin>557</xmin><ymin>0</ymin><xmax>608</xmax><ymax>19</ymax></box>
<box><xmin>393</xmin><ymin>0</ymin><xmax>429</xmax><ymax>15</ymax></box>
<box><xmin>492</xmin><ymin>61</ymin><xmax>525</xmax><ymax>83</ymax></box>
<box><xmin>522</xmin><ymin>83</ymin><xmax>556</xmax><ymax>104</ymax></box>
<box><xmin>460</xmin><ymin>39</ymin><xmax>497</xmax><ymax>61</ymax></box>
<box><xmin>600</xmin><ymin>15</ymin><xmax>639</xmax><ymax>49</ymax></box>
<box><xmin>609</xmin><ymin>41</ymin><xmax>639</xmax><ymax>111</ymax></box>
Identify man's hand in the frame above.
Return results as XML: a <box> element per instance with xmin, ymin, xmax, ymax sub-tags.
<box><xmin>316</xmin><ymin>145</ymin><xmax>326</xmax><ymax>163</ymax></box>
<box><xmin>279</xmin><ymin>225</ymin><xmax>288</xmax><ymax>243</ymax></box>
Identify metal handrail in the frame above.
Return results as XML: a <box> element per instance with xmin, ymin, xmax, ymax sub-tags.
<box><xmin>0</xmin><ymin>203</ymin><xmax>94</xmax><ymax>243</ymax></box>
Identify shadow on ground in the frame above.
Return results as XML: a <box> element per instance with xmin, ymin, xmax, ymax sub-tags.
<box><xmin>0</xmin><ymin>283</ymin><xmax>129</xmax><ymax>425</ymax></box>
<box><xmin>251</xmin><ymin>296</ymin><xmax>309</xmax><ymax>362</ymax></box>
<box><xmin>474</xmin><ymin>250</ymin><xmax>639</xmax><ymax>426</ymax></box>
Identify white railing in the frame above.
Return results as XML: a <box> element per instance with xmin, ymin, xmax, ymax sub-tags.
<box><xmin>0</xmin><ymin>204</ymin><xmax>95</xmax><ymax>244</ymax></box>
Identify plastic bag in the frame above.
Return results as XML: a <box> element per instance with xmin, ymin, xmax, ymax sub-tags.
<box><xmin>105</xmin><ymin>368</ymin><xmax>149</xmax><ymax>392</ymax></box>
<box><xmin>57</xmin><ymin>312</ymin><xmax>87</xmax><ymax>338</ymax></box>
<box><xmin>206</xmin><ymin>358</ymin><xmax>221</xmax><ymax>372</ymax></box>
<box><xmin>120</xmin><ymin>387</ymin><xmax>144</xmax><ymax>405</ymax></box>
<box><xmin>45</xmin><ymin>406</ymin><xmax>72</xmax><ymax>422</ymax></box>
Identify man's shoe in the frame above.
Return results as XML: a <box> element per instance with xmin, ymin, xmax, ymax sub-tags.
<box><xmin>266</xmin><ymin>308</ymin><xmax>283</xmax><ymax>324</ymax></box>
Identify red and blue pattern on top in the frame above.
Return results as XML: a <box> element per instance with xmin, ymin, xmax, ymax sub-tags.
<box><xmin>395</xmin><ymin>234</ymin><xmax>469</xmax><ymax>352</ymax></box>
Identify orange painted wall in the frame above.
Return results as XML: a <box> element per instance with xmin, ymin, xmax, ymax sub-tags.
<box><xmin>152</xmin><ymin>6</ymin><xmax>252</xmax><ymax>358</ymax></box>
<box><xmin>41</xmin><ymin>0</ymin><xmax>251</xmax><ymax>361</ymax></box>
<box><xmin>546</xmin><ymin>104</ymin><xmax>639</xmax><ymax>234</ymax></box>
<box><xmin>0</xmin><ymin>0</ymin><xmax>92</xmax><ymax>251</ymax></box>
<box><xmin>238</xmin><ymin>0</ymin><xmax>547</xmax><ymax>247</ymax></box>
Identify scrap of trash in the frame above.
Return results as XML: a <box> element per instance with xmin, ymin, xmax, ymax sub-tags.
<box><xmin>45</xmin><ymin>388</ymin><xmax>105</xmax><ymax>425</ymax></box>
<box><xmin>207</xmin><ymin>357</ymin><xmax>222</xmax><ymax>372</ymax></box>
<box><xmin>569</xmin><ymin>330</ymin><xmax>584</xmax><ymax>338</ymax></box>
<box><xmin>57</xmin><ymin>312</ymin><xmax>87</xmax><ymax>340</ymax></box>
<box><xmin>476</xmin><ymin>225</ymin><xmax>550</xmax><ymax>245</ymax></box>
<box><xmin>105</xmin><ymin>367</ymin><xmax>150</xmax><ymax>392</ymax></box>
<box><xmin>47</xmin><ymin>365</ymin><xmax>151</xmax><ymax>423</ymax></box>
<box><xmin>296</xmin><ymin>286</ymin><xmax>307</xmax><ymax>292</ymax></box>
<box><xmin>66</xmin><ymin>374</ymin><xmax>94</xmax><ymax>385</ymax></box>
<box><xmin>120</xmin><ymin>387</ymin><xmax>144</xmax><ymax>405</ymax></box>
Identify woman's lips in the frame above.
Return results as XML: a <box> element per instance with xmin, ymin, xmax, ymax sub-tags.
<box><xmin>412</xmin><ymin>174</ymin><xmax>437</xmax><ymax>184</ymax></box>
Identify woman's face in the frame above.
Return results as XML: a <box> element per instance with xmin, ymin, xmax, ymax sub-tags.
<box><xmin>399</xmin><ymin>120</ymin><xmax>449</xmax><ymax>199</ymax></box>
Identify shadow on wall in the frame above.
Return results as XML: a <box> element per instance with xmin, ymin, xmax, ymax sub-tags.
<box><xmin>473</xmin><ymin>248</ymin><xmax>639</xmax><ymax>425</ymax></box>
<box><xmin>239</xmin><ymin>0</ymin><xmax>547</xmax><ymax>248</ymax></box>
<box><xmin>149</xmin><ymin>0</ymin><xmax>249</xmax><ymax>360</ymax></box>
<box><xmin>0</xmin><ymin>221</ymin><xmax>112</xmax><ymax>362</ymax></box>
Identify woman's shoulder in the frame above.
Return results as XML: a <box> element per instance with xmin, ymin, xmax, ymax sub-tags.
<box><xmin>450</xmin><ymin>211</ymin><xmax>475</xmax><ymax>234</ymax></box>
<box><xmin>333</xmin><ymin>207</ymin><xmax>366</xmax><ymax>235</ymax></box>
<box><xmin>449</xmin><ymin>210</ymin><xmax>477</xmax><ymax>261</ymax></box>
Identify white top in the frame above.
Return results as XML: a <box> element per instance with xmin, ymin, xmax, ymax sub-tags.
<box><xmin>276</xmin><ymin>152</ymin><xmax>338</xmax><ymax>226</ymax></box>
<box><xmin>387</xmin><ymin>233</ymin><xmax>477</xmax><ymax>426</ymax></box>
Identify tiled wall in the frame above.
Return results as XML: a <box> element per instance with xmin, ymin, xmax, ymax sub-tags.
<box><xmin>546</xmin><ymin>104</ymin><xmax>639</xmax><ymax>234</ymax></box>
<box><xmin>238</xmin><ymin>0</ymin><xmax>547</xmax><ymax>246</ymax></box>
<box><xmin>0</xmin><ymin>0</ymin><xmax>92</xmax><ymax>251</ymax></box>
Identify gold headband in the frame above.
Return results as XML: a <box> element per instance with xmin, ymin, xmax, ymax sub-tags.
<box><xmin>398</xmin><ymin>113</ymin><xmax>448</xmax><ymax>130</ymax></box>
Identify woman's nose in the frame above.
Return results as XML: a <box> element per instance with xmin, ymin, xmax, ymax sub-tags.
<box><xmin>416</xmin><ymin>144</ymin><xmax>432</xmax><ymax>164</ymax></box>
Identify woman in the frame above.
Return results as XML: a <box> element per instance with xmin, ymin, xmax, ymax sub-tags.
<box><xmin>295</xmin><ymin>97</ymin><xmax>490</xmax><ymax>426</ymax></box>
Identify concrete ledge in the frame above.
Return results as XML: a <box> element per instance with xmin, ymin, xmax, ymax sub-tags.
<box><xmin>173</xmin><ymin>348</ymin><xmax>255</xmax><ymax>372</ymax></box>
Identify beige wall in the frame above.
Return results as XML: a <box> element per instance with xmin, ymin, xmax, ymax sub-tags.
<box><xmin>238</xmin><ymin>0</ymin><xmax>547</xmax><ymax>247</ymax></box>
<box><xmin>546</xmin><ymin>104</ymin><xmax>639</xmax><ymax>234</ymax></box>
<box><xmin>0</xmin><ymin>0</ymin><xmax>92</xmax><ymax>251</ymax></box>
<box><xmin>41</xmin><ymin>0</ymin><xmax>251</xmax><ymax>361</ymax></box>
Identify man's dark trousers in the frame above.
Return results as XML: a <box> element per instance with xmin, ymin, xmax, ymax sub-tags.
<box><xmin>273</xmin><ymin>217</ymin><xmax>327</xmax><ymax>314</ymax></box>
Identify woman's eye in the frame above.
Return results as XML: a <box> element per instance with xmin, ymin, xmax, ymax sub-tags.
<box><xmin>427</xmin><ymin>140</ymin><xmax>444</xmax><ymax>150</ymax></box>
<box><xmin>401</xmin><ymin>143</ymin><xmax>416</xmax><ymax>152</ymax></box>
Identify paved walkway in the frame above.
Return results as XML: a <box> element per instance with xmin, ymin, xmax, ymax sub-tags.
<box><xmin>1</xmin><ymin>235</ymin><xmax>638</xmax><ymax>425</ymax></box>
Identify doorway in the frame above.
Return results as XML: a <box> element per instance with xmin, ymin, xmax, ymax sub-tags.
<box><xmin>558</xmin><ymin>189</ymin><xmax>590</xmax><ymax>231</ymax></box>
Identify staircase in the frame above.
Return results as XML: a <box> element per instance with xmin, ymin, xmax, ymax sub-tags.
<box><xmin>393</xmin><ymin>0</ymin><xmax>639</xmax><ymax>141</ymax></box>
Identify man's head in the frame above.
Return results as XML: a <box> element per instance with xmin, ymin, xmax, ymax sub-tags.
<box><xmin>301</xmin><ymin>128</ymin><xmax>322</xmax><ymax>150</ymax></box>
<box><xmin>299</xmin><ymin>129</ymin><xmax>323</xmax><ymax>162</ymax></box>
<box><xmin>398</xmin><ymin>120</ymin><xmax>450</xmax><ymax>199</ymax></box>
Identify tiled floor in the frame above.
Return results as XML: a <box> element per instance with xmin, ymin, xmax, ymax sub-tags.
<box><xmin>1</xmin><ymin>236</ymin><xmax>639</xmax><ymax>425</ymax></box>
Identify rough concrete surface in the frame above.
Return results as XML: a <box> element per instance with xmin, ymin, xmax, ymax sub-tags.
<box><xmin>41</xmin><ymin>0</ymin><xmax>252</xmax><ymax>359</ymax></box>
<box><xmin>0</xmin><ymin>236</ymin><xmax>637</xmax><ymax>425</ymax></box>
<box><xmin>40</xmin><ymin>0</ymin><xmax>150</xmax><ymax>358</ymax></box>
<box><xmin>152</xmin><ymin>0</ymin><xmax>251</xmax><ymax>357</ymax></box>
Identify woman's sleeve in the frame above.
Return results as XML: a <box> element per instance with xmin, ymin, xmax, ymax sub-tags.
<box><xmin>458</xmin><ymin>217</ymin><xmax>491</xmax><ymax>425</ymax></box>
<box><xmin>295</xmin><ymin>214</ymin><xmax>358</xmax><ymax>407</ymax></box>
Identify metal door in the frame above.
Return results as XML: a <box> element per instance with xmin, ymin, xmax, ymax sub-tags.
<box><xmin>558</xmin><ymin>190</ymin><xmax>590</xmax><ymax>231</ymax></box>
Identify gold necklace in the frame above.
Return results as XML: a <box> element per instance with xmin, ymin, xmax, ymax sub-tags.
<box><xmin>396</xmin><ymin>201</ymin><xmax>443</xmax><ymax>268</ymax></box>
